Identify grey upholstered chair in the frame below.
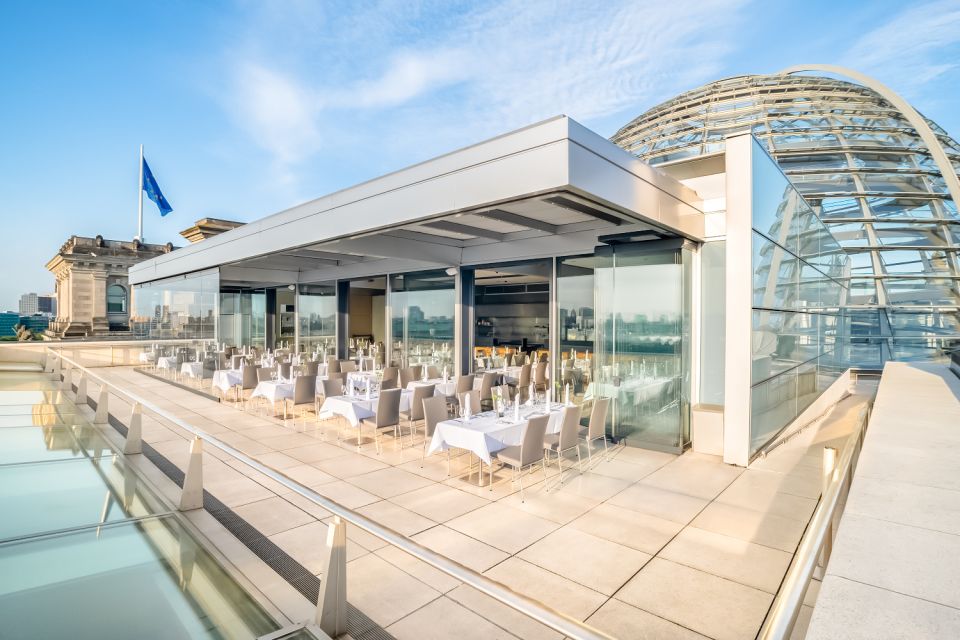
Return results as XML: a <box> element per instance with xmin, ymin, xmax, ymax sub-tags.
<box><xmin>339</xmin><ymin>360</ymin><xmax>357</xmax><ymax>374</ymax></box>
<box><xmin>304</xmin><ymin>360</ymin><xmax>320</xmax><ymax>376</ymax></box>
<box><xmin>321</xmin><ymin>377</ymin><xmax>343</xmax><ymax>398</ymax></box>
<box><xmin>534</xmin><ymin>361</ymin><xmax>548</xmax><ymax>393</ymax></box>
<box><xmin>410</xmin><ymin>364</ymin><xmax>424</xmax><ymax>380</ymax></box>
<box><xmin>288</xmin><ymin>374</ymin><xmax>318</xmax><ymax>427</ymax></box>
<box><xmin>382</xmin><ymin>366</ymin><xmax>399</xmax><ymax>386</ymax></box>
<box><xmin>493</xmin><ymin>414</ymin><xmax>549</xmax><ymax>501</ymax></box>
<box><xmin>516</xmin><ymin>364</ymin><xmax>532</xmax><ymax>402</ymax></box>
<box><xmin>427</xmin><ymin>365</ymin><xmax>440</xmax><ymax>379</ymax></box>
<box><xmin>360</xmin><ymin>388</ymin><xmax>402</xmax><ymax>454</ymax></box>
<box><xmin>398</xmin><ymin>367</ymin><xmax>414</xmax><ymax>389</ymax></box>
<box><xmin>479</xmin><ymin>372</ymin><xmax>499</xmax><ymax>410</ymax></box>
<box><xmin>581</xmin><ymin>397</ymin><xmax>610</xmax><ymax>461</ymax></box>
<box><xmin>278</xmin><ymin>362</ymin><xmax>292</xmax><ymax>380</ymax></box>
<box><xmin>455</xmin><ymin>374</ymin><xmax>475</xmax><ymax>395</ymax></box>
<box><xmin>327</xmin><ymin>357</ymin><xmax>341</xmax><ymax>374</ymax></box>
<box><xmin>380</xmin><ymin>376</ymin><xmax>397</xmax><ymax>390</ymax></box>
<box><xmin>401</xmin><ymin>384</ymin><xmax>435</xmax><ymax>446</ymax></box>
<box><xmin>231</xmin><ymin>354</ymin><xmax>245</xmax><ymax>370</ymax></box>
<box><xmin>257</xmin><ymin>366</ymin><xmax>276</xmax><ymax>383</ymax></box>
<box><xmin>240</xmin><ymin>364</ymin><xmax>260</xmax><ymax>409</ymax></box>
<box><xmin>421</xmin><ymin>395</ymin><xmax>448</xmax><ymax>467</ymax></box>
<box><xmin>543</xmin><ymin>405</ymin><xmax>583</xmax><ymax>486</ymax></box>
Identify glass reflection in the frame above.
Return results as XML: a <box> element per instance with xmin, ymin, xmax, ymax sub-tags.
<box><xmin>390</xmin><ymin>270</ymin><xmax>454</xmax><ymax>370</ymax></box>
<box><xmin>131</xmin><ymin>270</ymin><xmax>219</xmax><ymax>340</ymax></box>
<box><xmin>298</xmin><ymin>282</ymin><xmax>336</xmax><ymax>356</ymax></box>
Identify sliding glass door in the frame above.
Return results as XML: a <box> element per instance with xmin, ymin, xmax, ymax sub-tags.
<box><xmin>593</xmin><ymin>241</ymin><xmax>691</xmax><ymax>451</ymax></box>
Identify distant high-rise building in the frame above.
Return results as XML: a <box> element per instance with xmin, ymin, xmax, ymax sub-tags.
<box><xmin>37</xmin><ymin>294</ymin><xmax>56</xmax><ymax>316</ymax></box>
<box><xmin>18</xmin><ymin>293</ymin><xmax>38</xmax><ymax>316</ymax></box>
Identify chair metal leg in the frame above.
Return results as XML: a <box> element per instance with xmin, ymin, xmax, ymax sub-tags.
<box><xmin>518</xmin><ymin>466</ymin><xmax>525</xmax><ymax>502</ymax></box>
<box><xmin>576</xmin><ymin>445</ymin><xmax>583</xmax><ymax>474</ymax></box>
<box><xmin>557</xmin><ymin>451</ymin><xmax>563</xmax><ymax>486</ymax></box>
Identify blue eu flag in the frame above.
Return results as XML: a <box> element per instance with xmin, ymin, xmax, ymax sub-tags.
<box><xmin>142</xmin><ymin>157</ymin><xmax>173</xmax><ymax>216</ymax></box>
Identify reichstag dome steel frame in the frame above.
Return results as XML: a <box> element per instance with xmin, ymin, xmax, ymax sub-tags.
<box><xmin>612</xmin><ymin>65</ymin><xmax>960</xmax><ymax>368</ymax></box>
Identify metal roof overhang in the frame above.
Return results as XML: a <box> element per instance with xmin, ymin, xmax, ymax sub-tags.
<box><xmin>129</xmin><ymin>116</ymin><xmax>705</xmax><ymax>287</ymax></box>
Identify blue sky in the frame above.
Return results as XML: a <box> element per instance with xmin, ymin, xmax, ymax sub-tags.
<box><xmin>2</xmin><ymin>0</ymin><xmax>959</xmax><ymax>311</ymax></box>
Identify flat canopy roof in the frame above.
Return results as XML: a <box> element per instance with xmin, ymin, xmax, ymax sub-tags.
<box><xmin>130</xmin><ymin>116</ymin><xmax>704</xmax><ymax>287</ymax></box>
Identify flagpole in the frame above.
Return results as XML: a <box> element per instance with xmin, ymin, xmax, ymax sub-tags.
<box><xmin>137</xmin><ymin>144</ymin><xmax>144</xmax><ymax>242</ymax></box>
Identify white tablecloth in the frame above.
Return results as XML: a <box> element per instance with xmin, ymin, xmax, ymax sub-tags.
<box><xmin>320</xmin><ymin>391</ymin><xmax>412</xmax><ymax>427</ymax></box>
<box><xmin>180</xmin><ymin>362</ymin><xmax>204</xmax><ymax>378</ymax></box>
<box><xmin>157</xmin><ymin>356</ymin><xmax>178</xmax><ymax>371</ymax></box>
<box><xmin>428</xmin><ymin>403</ymin><xmax>564</xmax><ymax>464</ymax></box>
<box><xmin>407</xmin><ymin>379</ymin><xmax>456</xmax><ymax>397</ymax></box>
<box><xmin>250</xmin><ymin>380</ymin><xmax>295</xmax><ymax>404</ymax></box>
<box><xmin>212</xmin><ymin>369</ymin><xmax>243</xmax><ymax>393</ymax></box>
<box><xmin>139</xmin><ymin>352</ymin><xmax>156</xmax><ymax>364</ymax></box>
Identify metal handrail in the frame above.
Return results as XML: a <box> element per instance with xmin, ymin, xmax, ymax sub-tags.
<box><xmin>756</xmin><ymin>404</ymin><xmax>870</xmax><ymax>640</ymax></box>
<box><xmin>49</xmin><ymin>349</ymin><xmax>615</xmax><ymax>640</ymax></box>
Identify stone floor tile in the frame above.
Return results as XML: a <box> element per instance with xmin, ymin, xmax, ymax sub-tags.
<box><xmin>691</xmin><ymin>501</ymin><xmax>806</xmax><ymax>553</ymax></box>
<box><xmin>349</xmin><ymin>466</ymin><xmax>435</xmax><ymax>499</ymax></box>
<box><xmin>640</xmin><ymin>453</ymin><xmax>742</xmax><ymax>501</ymax></box>
<box><xmin>714</xmin><ymin>473</ymin><xmax>817</xmax><ymax>522</ymax></box>
<box><xmin>231</xmin><ymin>495</ymin><xmax>317</xmax><ymax>536</ymax></box>
<box><xmin>346</xmin><ymin>553</ymin><xmax>441</xmax><ymax>628</ymax></box>
<box><xmin>807</xmin><ymin>575</ymin><xmax>960</xmax><ymax>640</ymax></box>
<box><xmin>374</xmin><ymin>546</ymin><xmax>461</xmax><ymax>594</ymax></box>
<box><xmin>306</xmin><ymin>480</ymin><xmax>381</xmax><ymax>509</ymax></box>
<box><xmin>280</xmin><ymin>463</ymin><xmax>337</xmax><ymax>488</ymax></box>
<box><xmin>587</xmin><ymin>598</ymin><xmax>708</xmax><ymax>639</ymax></box>
<box><xmin>446</xmin><ymin>585</ymin><xmax>562</xmax><ymax>640</ymax></box>
<box><xmin>412</xmin><ymin>525</ymin><xmax>510</xmax><ymax>573</ymax></box>
<box><xmin>314</xmin><ymin>454</ymin><xmax>390</xmax><ymax>479</ymax></box>
<box><xmin>616</xmin><ymin>558</ymin><xmax>772</xmax><ymax>640</ymax></box>
<box><xmin>356</xmin><ymin>500</ymin><xmax>437</xmax><ymax>537</ymax></box>
<box><xmin>825</xmin><ymin>512</ymin><xmax>960</xmax><ymax>608</ymax></box>
<box><xmin>659</xmin><ymin>526</ymin><xmax>792</xmax><ymax>593</ymax></box>
<box><xmin>446</xmin><ymin>502</ymin><xmax>559</xmax><ymax>554</ymax></box>
<box><xmin>569</xmin><ymin>503</ymin><xmax>683</xmax><ymax>555</ymax></box>
<box><xmin>608</xmin><ymin>484</ymin><xmax>709</xmax><ymax>525</ymax></box>
<box><xmin>390</xmin><ymin>483</ymin><xmax>490</xmax><ymax>523</ymax></box>
<box><xmin>387</xmin><ymin>595</ymin><xmax>515</xmax><ymax>640</ymax></box>
<box><xmin>484</xmin><ymin>557</ymin><xmax>607</xmax><ymax>621</ymax></box>
<box><xmin>518</xmin><ymin>526</ymin><xmax>651</xmax><ymax>595</ymax></box>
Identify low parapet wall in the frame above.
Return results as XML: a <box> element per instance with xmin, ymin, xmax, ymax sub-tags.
<box><xmin>806</xmin><ymin>362</ymin><xmax>960</xmax><ymax>638</ymax></box>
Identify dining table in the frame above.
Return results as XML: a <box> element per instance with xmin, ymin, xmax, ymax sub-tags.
<box><xmin>156</xmin><ymin>356</ymin><xmax>178</xmax><ymax>372</ymax></box>
<box><xmin>319</xmin><ymin>390</ymin><xmax>413</xmax><ymax>427</ymax></box>
<box><xmin>428</xmin><ymin>402</ymin><xmax>566</xmax><ymax>485</ymax></box>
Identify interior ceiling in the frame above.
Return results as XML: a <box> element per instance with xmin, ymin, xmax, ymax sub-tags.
<box><xmin>224</xmin><ymin>190</ymin><xmax>675</xmax><ymax>276</ymax></box>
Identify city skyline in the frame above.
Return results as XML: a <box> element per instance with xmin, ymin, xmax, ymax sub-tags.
<box><xmin>2</xmin><ymin>0</ymin><xmax>959</xmax><ymax>310</ymax></box>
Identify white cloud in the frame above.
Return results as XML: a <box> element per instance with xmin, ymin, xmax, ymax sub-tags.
<box><xmin>842</xmin><ymin>0</ymin><xmax>960</xmax><ymax>94</ymax></box>
<box><xmin>222</xmin><ymin>0</ymin><xmax>749</xmax><ymax>184</ymax></box>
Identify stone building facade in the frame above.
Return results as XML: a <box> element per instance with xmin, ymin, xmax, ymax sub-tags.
<box><xmin>45</xmin><ymin>236</ymin><xmax>174</xmax><ymax>338</ymax></box>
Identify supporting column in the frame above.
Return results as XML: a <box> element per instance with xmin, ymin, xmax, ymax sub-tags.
<box><xmin>62</xmin><ymin>361</ymin><xmax>72</xmax><ymax>391</ymax></box>
<box><xmin>722</xmin><ymin>133</ymin><xmax>754</xmax><ymax>466</ymax></box>
<box><xmin>179</xmin><ymin>437</ymin><xmax>204</xmax><ymax>511</ymax></box>
<box><xmin>549</xmin><ymin>257</ymin><xmax>559</xmax><ymax>395</ymax></box>
<box><xmin>94</xmin><ymin>385</ymin><xmax>109</xmax><ymax>424</ymax></box>
<box><xmin>456</xmin><ymin>269</ymin><xmax>475</xmax><ymax>375</ymax></box>
<box><xmin>316</xmin><ymin>516</ymin><xmax>347</xmax><ymax>637</ymax></box>
<box><xmin>336</xmin><ymin>281</ymin><xmax>350</xmax><ymax>360</ymax></box>
<box><xmin>123</xmin><ymin>402</ymin><xmax>143</xmax><ymax>455</ymax></box>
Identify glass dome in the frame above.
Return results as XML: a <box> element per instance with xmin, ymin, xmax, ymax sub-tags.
<box><xmin>612</xmin><ymin>73</ymin><xmax>960</xmax><ymax>367</ymax></box>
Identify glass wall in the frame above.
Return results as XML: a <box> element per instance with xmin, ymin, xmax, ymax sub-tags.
<box><xmin>700</xmin><ymin>241</ymin><xmax>726</xmax><ymax>405</ymax></box>
<box><xmin>390</xmin><ymin>270</ymin><xmax>455</xmax><ymax>370</ymax></box>
<box><xmin>750</xmin><ymin>139</ymin><xmax>848</xmax><ymax>455</ymax></box>
<box><xmin>131</xmin><ymin>270</ymin><xmax>219</xmax><ymax>340</ymax></box>
<box><xmin>218</xmin><ymin>289</ymin><xmax>266</xmax><ymax>349</ymax></box>
<box><xmin>592</xmin><ymin>241</ymin><xmax>692</xmax><ymax>452</ymax></box>
<box><xmin>557</xmin><ymin>256</ymin><xmax>595</xmax><ymax>405</ymax></box>
<box><xmin>298</xmin><ymin>283</ymin><xmax>336</xmax><ymax>356</ymax></box>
